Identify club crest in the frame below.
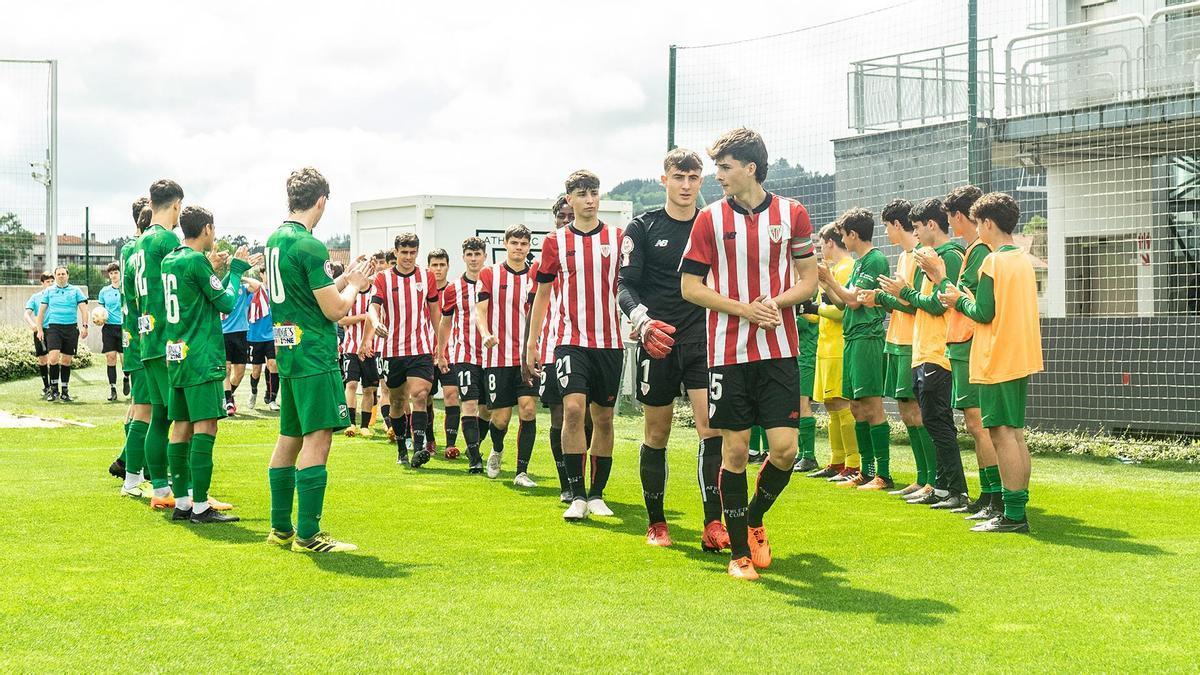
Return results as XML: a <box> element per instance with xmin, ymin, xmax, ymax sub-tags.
<box><xmin>324</xmin><ymin>260</ymin><xmax>335</xmax><ymax>279</ymax></box>
<box><xmin>768</xmin><ymin>224</ymin><xmax>783</xmax><ymax>243</ymax></box>
<box><xmin>599</xmin><ymin>243</ymin><xmax>612</xmax><ymax>257</ymax></box>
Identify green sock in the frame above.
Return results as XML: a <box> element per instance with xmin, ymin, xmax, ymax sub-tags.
<box><xmin>269</xmin><ymin>466</ymin><xmax>297</xmax><ymax>534</ymax></box>
<box><xmin>797</xmin><ymin>417</ymin><xmax>817</xmax><ymax>461</ymax></box>
<box><xmin>854</xmin><ymin>421</ymin><xmax>874</xmax><ymax>478</ymax></box>
<box><xmin>870</xmin><ymin>423</ymin><xmax>891</xmax><ymax>479</ymax></box>
<box><xmin>983</xmin><ymin>465</ymin><xmax>1001</xmax><ymax>494</ymax></box>
<box><xmin>166</xmin><ymin>441</ymin><xmax>190</xmax><ymax>500</ymax></box>
<box><xmin>906</xmin><ymin>425</ymin><xmax>926</xmax><ymax>485</ymax></box>
<box><xmin>123</xmin><ymin>419</ymin><xmax>149</xmax><ymax>475</ymax></box>
<box><xmin>296</xmin><ymin>465</ymin><xmax>328</xmax><ymax>540</ymax></box>
<box><xmin>917</xmin><ymin>426</ymin><xmax>937</xmax><ymax>486</ymax></box>
<box><xmin>1002</xmin><ymin>487</ymin><xmax>1029</xmax><ymax>521</ymax></box>
<box><xmin>144</xmin><ymin>405</ymin><xmax>170</xmax><ymax>489</ymax></box>
<box><xmin>189</xmin><ymin>434</ymin><xmax>215</xmax><ymax>505</ymax></box>
<box><xmin>749</xmin><ymin>426</ymin><xmax>763</xmax><ymax>452</ymax></box>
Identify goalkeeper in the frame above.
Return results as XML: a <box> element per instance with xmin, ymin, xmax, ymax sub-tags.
<box><xmin>617</xmin><ymin>148</ymin><xmax>729</xmax><ymax>554</ymax></box>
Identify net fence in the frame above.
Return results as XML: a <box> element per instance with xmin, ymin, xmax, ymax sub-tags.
<box><xmin>672</xmin><ymin>0</ymin><xmax>1200</xmax><ymax>436</ymax></box>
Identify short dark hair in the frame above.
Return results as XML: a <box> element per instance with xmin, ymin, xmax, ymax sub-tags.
<box><xmin>565</xmin><ymin>170</ymin><xmax>600</xmax><ymax>194</ymax></box>
<box><xmin>40</xmin><ymin>272</ymin><xmax>53</xmax><ymax>282</ymax></box>
<box><xmin>943</xmin><ymin>184</ymin><xmax>983</xmax><ymax>217</ymax></box>
<box><xmin>707</xmin><ymin>128</ymin><xmax>768</xmax><ymax>183</ymax></box>
<box><xmin>504</xmin><ymin>224</ymin><xmax>532</xmax><ymax>242</ymax></box>
<box><xmin>552</xmin><ymin>195</ymin><xmax>569</xmax><ymax>215</ymax></box>
<box><xmin>329</xmin><ymin>261</ymin><xmax>345</xmax><ymax>278</ymax></box>
<box><xmin>105</xmin><ymin>262</ymin><xmax>120</xmax><ymax>274</ymax></box>
<box><xmin>179</xmin><ymin>205</ymin><xmax>213</xmax><ymax>239</ymax></box>
<box><xmin>971</xmin><ymin>192</ymin><xmax>1021</xmax><ymax>233</ymax></box>
<box><xmin>385</xmin><ymin>250</ymin><xmax>396</xmax><ymax>263</ymax></box>
<box><xmin>911</xmin><ymin>198</ymin><xmax>950</xmax><ymax>233</ymax></box>
<box><xmin>664</xmin><ymin>148</ymin><xmax>704</xmax><ymax>174</ymax></box>
<box><xmin>395</xmin><ymin>232</ymin><xmax>419</xmax><ymax>249</ymax></box>
<box><xmin>818</xmin><ymin>223</ymin><xmax>844</xmax><ymax>248</ymax></box>
<box><xmin>136</xmin><ymin>206</ymin><xmax>152</xmax><ymax>233</ymax></box>
<box><xmin>131</xmin><ymin>197</ymin><xmax>149</xmax><ymax>225</ymax></box>
<box><xmin>149</xmin><ymin>179</ymin><xmax>184</xmax><ymax>209</ymax></box>
<box><xmin>881</xmin><ymin>199</ymin><xmax>913</xmax><ymax>231</ymax></box>
<box><xmin>837</xmin><ymin>208</ymin><xmax>875</xmax><ymax>243</ymax></box>
<box><xmin>427</xmin><ymin>248</ymin><xmax>450</xmax><ymax>264</ymax></box>
<box><xmin>462</xmin><ymin>236</ymin><xmax>486</xmax><ymax>253</ymax></box>
<box><xmin>286</xmin><ymin>167</ymin><xmax>329</xmax><ymax>212</ymax></box>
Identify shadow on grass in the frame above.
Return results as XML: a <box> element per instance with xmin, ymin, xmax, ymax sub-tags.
<box><xmin>1027</xmin><ymin>508</ymin><xmax>1169</xmax><ymax>556</ymax></box>
<box><xmin>304</xmin><ymin>552</ymin><xmax>416</xmax><ymax>579</ymax></box>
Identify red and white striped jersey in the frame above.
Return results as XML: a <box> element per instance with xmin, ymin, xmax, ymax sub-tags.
<box><xmin>248</xmin><ymin>286</ymin><xmax>270</xmax><ymax>323</ymax></box>
<box><xmin>436</xmin><ymin>283</ymin><xmax>450</xmax><ymax>362</ymax></box>
<box><xmin>371</xmin><ymin>265</ymin><xmax>439</xmax><ymax>358</ymax></box>
<box><xmin>339</xmin><ymin>290</ymin><xmax>378</xmax><ymax>356</ymax></box>
<box><xmin>441</xmin><ymin>275</ymin><xmax>484</xmax><ymax>366</ymax></box>
<box><xmin>537</xmin><ymin>278</ymin><xmax>561</xmax><ymax>364</ymax></box>
<box><xmin>536</xmin><ymin>223</ymin><xmax>624</xmax><ymax>350</ymax></box>
<box><xmin>477</xmin><ymin>262</ymin><xmax>537</xmax><ymax>368</ymax></box>
<box><xmin>679</xmin><ymin>193</ymin><xmax>815</xmax><ymax>367</ymax></box>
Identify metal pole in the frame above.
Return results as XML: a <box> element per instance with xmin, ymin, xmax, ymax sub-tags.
<box><xmin>667</xmin><ymin>45</ymin><xmax>677</xmax><ymax>151</ymax></box>
<box><xmin>967</xmin><ymin>0</ymin><xmax>983</xmax><ymax>188</ymax></box>
<box><xmin>84</xmin><ymin>207</ymin><xmax>90</xmax><ymax>297</ymax></box>
<box><xmin>48</xmin><ymin>59</ymin><xmax>59</xmax><ymax>270</ymax></box>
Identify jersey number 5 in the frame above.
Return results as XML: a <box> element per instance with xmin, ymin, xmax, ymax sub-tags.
<box><xmin>265</xmin><ymin>247</ymin><xmax>286</xmax><ymax>303</ymax></box>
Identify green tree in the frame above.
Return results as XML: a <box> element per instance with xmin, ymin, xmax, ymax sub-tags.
<box><xmin>66</xmin><ymin>263</ymin><xmax>106</xmax><ymax>299</ymax></box>
<box><xmin>0</xmin><ymin>213</ymin><xmax>36</xmax><ymax>284</ymax></box>
<box><xmin>325</xmin><ymin>233</ymin><xmax>350</xmax><ymax>249</ymax></box>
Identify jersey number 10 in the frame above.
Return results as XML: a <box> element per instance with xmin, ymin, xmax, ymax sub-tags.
<box><xmin>264</xmin><ymin>247</ymin><xmax>286</xmax><ymax>303</ymax></box>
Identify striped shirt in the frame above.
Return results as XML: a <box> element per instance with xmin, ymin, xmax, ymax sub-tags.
<box><xmin>441</xmin><ymin>275</ymin><xmax>484</xmax><ymax>366</ymax></box>
<box><xmin>477</xmin><ymin>262</ymin><xmax>537</xmax><ymax>368</ymax></box>
<box><xmin>535</xmin><ymin>223</ymin><xmax>624</xmax><ymax>350</ymax></box>
<box><xmin>371</xmin><ymin>266</ymin><xmax>439</xmax><ymax>358</ymax></box>
<box><xmin>340</xmin><ymin>290</ymin><xmax>378</xmax><ymax>356</ymax></box>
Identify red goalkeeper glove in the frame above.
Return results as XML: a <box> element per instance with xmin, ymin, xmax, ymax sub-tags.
<box><xmin>639</xmin><ymin>319</ymin><xmax>677</xmax><ymax>359</ymax></box>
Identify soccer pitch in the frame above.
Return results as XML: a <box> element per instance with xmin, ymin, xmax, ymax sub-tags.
<box><xmin>1</xmin><ymin>369</ymin><xmax>1197</xmax><ymax>672</ymax></box>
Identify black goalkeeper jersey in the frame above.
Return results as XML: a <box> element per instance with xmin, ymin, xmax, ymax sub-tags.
<box><xmin>617</xmin><ymin>207</ymin><xmax>705</xmax><ymax>345</ymax></box>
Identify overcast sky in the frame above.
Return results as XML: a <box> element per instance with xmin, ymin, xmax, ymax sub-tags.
<box><xmin>2</xmin><ymin>0</ymin><xmax>911</xmax><ymax>243</ymax></box>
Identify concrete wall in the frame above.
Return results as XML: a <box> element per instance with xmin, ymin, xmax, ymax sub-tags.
<box><xmin>1</xmin><ymin>284</ymin><xmax>108</xmax><ymax>354</ymax></box>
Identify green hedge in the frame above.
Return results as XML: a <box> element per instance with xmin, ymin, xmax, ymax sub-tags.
<box><xmin>0</xmin><ymin>325</ymin><xmax>93</xmax><ymax>382</ymax></box>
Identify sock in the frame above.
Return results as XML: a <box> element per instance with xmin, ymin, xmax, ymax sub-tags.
<box><xmin>122</xmin><ymin>419</ymin><xmax>148</xmax><ymax>476</ymax></box>
<box><xmin>550</xmin><ymin>426</ymin><xmax>567</xmax><ymax>493</ymax></box>
<box><xmin>748</xmin><ymin>460</ymin><xmax>793</xmax><ymax>527</ymax></box>
<box><xmin>360</xmin><ymin>410</ymin><xmax>371</xmax><ymax>429</ymax></box>
<box><xmin>39</xmin><ymin>364</ymin><xmax>49</xmax><ymax>389</ymax></box>
<box><xmin>269</xmin><ymin>466</ymin><xmax>297</xmax><ymax>533</ymax></box>
<box><xmin>225</xmin><ymin>388</ymin><xmax>233</xmax><ymax>404</ymax></box>
<box><xmin>720</xmin><ymin>468</ymin><xmax>750</xmax><ymax>559</ymax></box>
<box><xmin>445</xmin><ymin>405</ymin><xmax>461</xmax><ymax>447</ymax></box>
<box><xmin>122</xmin><ymin>471</ymin><xmax>142</xmax><ymax>490</ymax></box>
<box><xmin>48</xmin><ymin>363</ymin><xmax>60</xmax><ymax>391</ymax></box>
<box><xmin>189</xmin><ymin>433</ymin><xmax>215</xmax><ymax>505</ymax></box>
<box><xmin>462</xmin><ymin>416</ymin><xmax>481</xmax><ymax>457</ymax></box>
<box><xmin>348</xmin><ymin>407</ymin><xmax>357</xmax><ymax>429</ymax></box>
<box><xmin>296</xmin><ymin>465</ymin><xmax>328</xmax><ymax>540</ymax></box>
<box><xmin>397</xmin><ymin>413</ymin><xmax>409</xmax><ymax>440</ymax></box>
<box><xmin>250</xmin><ymin>375</ymin><xmax>259</xmax><ymax>394</ymax></box>
<box><xmin>144</xmin><ymin>404</ymin><xmax>170</xmax><ymax>489</ymax></box>
<box><xmin>854</xmin><ymin>421</ymin><xmax>875</xmax><ymax>478</ymax></box>
<box><xmin>563</xmin><ymin>452</ymin><xmax>586</xmax><ymax>501</ymax></box>
<box><xmin>381</xmin><ymin>405</ymin><xmax>391</xmax><ymax>429</ymax></box>
<box><xmin>908</xmin><ymin>425</ymin><xmax>928</xmax><ymax>485</ymax></box>
<box><xmin>588</xmin><ymin>455</ymin><xmax>612</xmax><ymax>499</ymax></box>
<box><xmin>749</xmin><ymin>426</ymin><xmax>763</xmax><ymax>452</ymax></box>
<box><xmin>230</xmin><ymin>381</ymin><xmax>239</xmax><ymax>396</ymax></box>
<box><xmin>829</xmin><ymin>413</ymin><xmax>846</xmax><ymax>465</ymax></box>
<box><xmin>268</xmin><ymin>372</ymin><xmax>279</xmax><ymax>399</ymax></box>
<box><xmin>1002</xmin><ymin>487</ymin><xmax>1029</xmax><ymax>521</ymax></box>
<box><xmin>797</xmin><ymin>416</ymin><xmax>817</xmax><ymax>461</ymax></box>
<box><xmin>394</xmin><ymin>419</ymin><xmax>408</xmax><ymax>457</ymax></box>
<box><xmin>982</xmin><ymin>465</ymin><xmax>1002</xmax><ymax>494</ymax></box>
<box><xmin>584</xmin><ymin>423</ymin><xmax>593</xmax><ymax>451</ymax></box>
<box><xmin>107</xmin><ymin>365</ymin><xmax>117</xmax><ymax>387</ymax></box>
<box><xmin>166</xmin><ymin>441</ymin><xmax>191</xmax><ymax>501</ymax></box>
<box><xmin>426</xmin><ymin>408</ymin><xmax>436</xmax><ymax>447</ymax></box>
<box><xmin>918</xmin><ymin>426</ymin><xmax>937</xmax><ymax>486</ymax></box>
<box><xmin>837</xmin><ymin>409</ymin><xmax>860</xmax><ymax>469</ymax></box>
<box><xmin>193</xmin><ymin>500</ymin><xmax>210</xmax><ymax>514</ymax></box>
<box><xmin>640</xmin><ymin>444</ymin><xmax>667</xmax><ymax>524</ymax></box>
<box><xmin>488</xmin><ymin>422</ymin><xmax>507</xmax><ymax>455</ymax></box>
<box><xmin>699</xmin><ymin>436</ymin><xmax>723</xmax><ymax>524</ymax></box>
<box><xmin>60</xmin><ymin>365</ymin><xmax>71</xmax><ymax>389</ymax></box>
<box><xmin>516</xmin><ymin>418</ymin><xmax>536</xmax><ymax>474</ymax></box>
<box><xmin>870</xmin><ymin>423</ymin><xmax>891</xmax><ymax>479</ymax></box>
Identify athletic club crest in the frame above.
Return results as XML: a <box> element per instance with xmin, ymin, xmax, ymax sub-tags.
<box><xmin>768</xmin><ymin>224</ymin><xmax>783</xmax><ymax>243</ymax></box>
<box><xmin>324</xmin><ymin>260</ymin><xmax>335</xmax><ymax>279</ymax></box>
<box><xmin>599</xmin><ymin>243</ymin><xmax>612</xmax><ymax>257</ymax></box>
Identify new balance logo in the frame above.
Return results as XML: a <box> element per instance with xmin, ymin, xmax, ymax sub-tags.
<box><xmin>654</xmin><ymin>239</ymin><xmax>669</xmax><ymax>247</ymax></box>
<box><xmin>724</xmin><ymin>232</ymin><xmax>738</xmax><ymax>240</ymax></box>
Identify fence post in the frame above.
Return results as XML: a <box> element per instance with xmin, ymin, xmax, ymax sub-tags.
<box><xmin>83</xmin><ymin>206</ymin><xmax>90</xmax><ymax>298</ymax></box>
<box><xmin>667</xmin><ymin>45</ymin><xmax>677</xmax><ymax>151</ymax></box>
<box><xmin>967</xmin><ymin>0</ymin><xmax>985</xmax><ymax>189</ymax></box>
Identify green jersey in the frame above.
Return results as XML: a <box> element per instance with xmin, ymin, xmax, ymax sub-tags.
<box><xmin>131</xmin><ymin>224</ymin><xmax>181</xmax><ymax>362</ymax></box>
<box><xmin>120</xmin><ymin>240</ymin><xmax>144</xmax><ymax>373</ymax></box>
<box><xmin>842</xmin><ymin>247</ymin><xmax>889</xmax><ymax>341</ymax></box>
<box><xmin>161</xmin><ymin>246</ymin><xmax>250</xmax><ymax>388</ymax></box>
<box><xmin>264</xmin><ymin>221</ymin><xmax>338</xmax><ymax>378</ymax></box>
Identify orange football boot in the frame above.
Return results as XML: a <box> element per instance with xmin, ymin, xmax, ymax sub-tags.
<box><xmin>701</xmin><ymin>520</ymin><xmax>731</xmax><ymax>552</ymax></box>
<box><xmin>747</xmin><ymin>525</ymin><xmax>771</xmax><ymax>569</ymax></box>
<box><xmin>727</xmin><ymin>556</ymin><xmax>760</xmax><ymax>580</ymax></box>
<box><xmin>646</xmin><ymin>522</ymin><xmax>672</xmax><ymax>547</ymax></box>
<box><xmin>150</xmin><ymin>494</ymin><xmax>175</xmax><ymax>509</ymax></box>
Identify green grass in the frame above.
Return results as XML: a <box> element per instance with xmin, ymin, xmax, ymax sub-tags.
<box><xmin>2</xmin><ymin>367</ymin><xmax>1198</xmax><ymax>672</ymax></box>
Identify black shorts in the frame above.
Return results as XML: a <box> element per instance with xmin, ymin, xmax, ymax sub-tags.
<box><xmin>553</xmin><ymin>345</ymin><xmax>623</xmax><ymax>408</ymax></box>
<box><xmin>248</xmin><ymin>340</ymin><xmax>275</xmax><ymax>365</ymax></box>
<box><xmin>223</xmin><ymin>331</ymin><xmax>249</xmax><ymax>364</ymax></box>
<box><xmin>44</xmin><ymin>324</ymin><xmax>80</xmax><ymax>356</ymax></box>
<box><xmin>101</xmin><ymin>323</ymin><xmax>124</xmax><ymax>353</ymax></box>
<box><xmin>452</xmin><ymin>363</ymin><xmax>484</xmax><ymax>402</ymax></box>
<box><xmin>486</xmin><ymin>365</ymin><xmax>538</xmax><ymax>409</ymax></box>
<box><xmin>341</xmin><ymin>353</ymin><xmax>381</xmax><ymax>387</ymax></box>
<box><xmin>430</xmin><ymin>363</ymin><xmax>456</xmax><ymax>395</ymax></box>
<box><xmin>539</xmin><ymin>367</ymin><xmax>562</xmax><ymax>407</ymax></box>
<box><xmin>32</xmin><ymin>332</ymin><xmax>48</xmax><ymax>357</ymax></box>
<box><xmin>708</xmin><ymin>357</ymin><xmax>801</xmax><ymax>431</ymax></box>
<box><xmin>383</xmin><ymin>354</ymin><xmax>435</xmax><ymax>389</ymax></box>
<box><xmin>635</xmin><ymin>341</ymin><xmax>708</xmax><ymax>407</ymax></box>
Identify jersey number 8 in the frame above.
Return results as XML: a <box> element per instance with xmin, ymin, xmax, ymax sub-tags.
<box><xmin>265</xmin><ymin>247</ymin><xmax>286</xmax><ymax>303</ymax></box>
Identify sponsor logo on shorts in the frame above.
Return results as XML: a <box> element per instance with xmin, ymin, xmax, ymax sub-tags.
<box><xmin>338</xmin><ymin>404</ymin><xmax>349</xmax><ymax>419</ymax></box>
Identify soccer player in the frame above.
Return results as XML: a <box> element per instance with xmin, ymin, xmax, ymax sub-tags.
<box><xmin>526</xmin><ymin>170</ymin><xmax>624</xmax><ymax>521</ymax></box>
<box><xmin>477</xmin><ymin>225</ymin><xmax>540</xmax><ymax>486</ymax></box>
<box><xmin>161</xmin><ymin>206</ymin><xmax>256</xmax><ymax>523</ymax></box>
<box><xmin>436</xmin><ymin>237</ymin><xmax>488</xmax><ymax>470</ymax></box>
<box><xmin>939</xmin><ymin>192</ymin><xmax>1042</xmax><ymax>533</ymax></box>
<box><xmin>338</xmin><ymin>276</ymin><xmax>381</xmax><ymax>437</ymax></box>
<box><xmin>24</xmin><ymin>272</ymin><xmax>54</xmax><ymax>397</ymax></box>
<box><xmin>98</xmin><ymin>262</ymin><xmax>129</xmax><ymax>401</ymax></box>
<box><xmin>36</xmin><ymin>266</ymin><xmax>89</xmax><ymax>403</ymax></box>
<box><xmin>220</xmin><ymin>262</ymin><xmax>259</xmax><ymax>415</ymax></box>
<box><xmin>859</xmin><ymin>199</ymin><xmax>936</xmax><ymax>496</ymax></box>
<box><xmin>111</xmin><ymin>202</ymin><xmax>153</xmax><ymax>491</ymax></box>
<box><xmin>679</xmin><ymin>128</ymin><xmax>818</xmax><ymax>580</ymax></box>
<box><xmin>265</xmin><ymin>167</ymin><xmax>372</xmax><ymax>552</ymax></box>
<box><xmin>368</xmin><ymin>232</ymin><xmax>440</xmax><ymax>468</ymax></box>
<box><xmin>617</xmin><ymin>147</ymin><xmax>729</xmax><ymax>550</ymax></box>
<box><xmin>880</xmin><ymin>197</ymin><xmax>968</xmax><ymax>509</ymax></box>
<box><xmin>425</xmin><ymin>248</ymin><xmax>458</xmax><ymax>455</ymax></box>
<box><xmin>793</xmin><ymin>291</ymin><xmax>821</xmax><ymax>474</ymax></box>
<box><xmin>537</xmin><ymin>195</ymin><xmax>575</xmax><ymax>501</ymax></box>
<box><xmin>819</xmin><ymin>208</ymin><xmax>892</xmax><ymax>490</ymax></box>
<box><xmin>246</xmin><ymin>277</ymin><xmax>279</xmax><ymax>411</ymax></box>
<box><xmin>807</xmin><ymin>224</ymin><xmax>861</xmax><ymax>483</ymax></box>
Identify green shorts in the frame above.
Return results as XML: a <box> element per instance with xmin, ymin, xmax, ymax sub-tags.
<box><xmin>980</xmin><ymin>377</ymin><xmax>1028</xmax><ymax>428</ymax></box>
<box><xmin>279</xmin><ymin>370</ymin><xmax>351</xmax><ymax>437</ymax></box>
<box><xmin>885</xmin><ymin>349</ymin><xmax>914</xmax><ymax>401</ymax></box>
<box><xmin>128</xmin><ymin>369</ymin><xmax>152</xmax><ymax>406</ymax></box>
<box><xmin>798</xmin><ymin>354</ymin><xmax>816</xmax><ymax>401</ymax></box>
<box><xmin>842</xmin><ymin>337</ymin><xmax>885</xmax><ymax>400</ymax></box>
<box><xmin>167</xmin><ymin>379</ymin><xmax>227</xmax><ymax>423</ymax></box>
<box><xmin>143</xmin><ymin>357</ymin><xmax>170</xmax><ymax>406</ymax></box>
<box><xmin>951</xmin><ymin>358</ymin><xmax>980</xmax><ymax>410</ymax></box>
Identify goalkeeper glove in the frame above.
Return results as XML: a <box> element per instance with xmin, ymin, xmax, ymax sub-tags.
<box><xmin>639</xmin><ymin>319</ymin><xmax>677</xmax><ymax>359</ymax></box>
<box><xmin>798</xmin><ymin>299</ymin><xmax>819</xmax><ymax>316</ymax></box>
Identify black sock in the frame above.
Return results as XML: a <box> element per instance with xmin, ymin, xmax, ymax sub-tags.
<box><xmin>426</xmin><ymin>408</ymin><xmax>436</xmax><ymax>447</ymax></box>
<box><xmin>225</xmin><ymin>389</ymin><xmax>233</xmax><ymax>404</ymax></box>
<box><xmin>48</xmin><ymin>363</ymin><xmax>59</xmax><ymax>391</ymax></box>
<box><xmin>640</xmin><ymin>444</ymin><xmax>667</xmax><ymax>524</ymax></box>
<box><xmin>462</xmin><ymin>415</ymin><xmax>481</xmax><ymax>458</ymax></box>
<box><xmin>268</xmin><ymin>372</ymin><xmax>278</xmax><ymax>399</ymax></box>
<box><xmin>381</xmin><ymin>405</ymin><xmax>391</xmax><ymax>429</ymax></box>
<box><xmin>39</xmin><ymin>364</ymin><xmax>49</xmax><ymax>389</ymax></box>
<box><xmin>488</xmin><ymin>422</ymin><xmax>507</xmax><ymax>455</ymax></box>
<box><xmin>563</xmin><ymin>453</ymin><xmax>586</xmax><ymax>502</ymax></box>
<box><xmin>748</xmin><ymin>460</ymin><xmax>793</xmax><ymax>527</ymax></box>
<box><xmin>516</xmin><ymin>419</ymin><xmax>536</xmax><ymax>474</ymax></box>
<box><xmin>445</xmin><ymin>405</ymin><xmax>461</xmax><ymax>447</ymax></box>
<box><xmin>397</xmin><ymin>413</ymin><xmax>409</xmax><ymax>439</ymax></box>
<box><xmin>107</xmin><ymin>365</ymin><xmax>117</xmax><ymax>387</ymax></box>
<box><xmin>720</xmin><ymin>468</ymin><xmax>750</xmax><ymax>559</ymax></box>
<box><xmin>60</xmin><ymin>365</ymin><xmax>71</xmax><ymax>388</ymax></box>
<box><xmin>699</xmin><ymin>436</ymin><xmax>723</xmax><ymax>524</ymax></box>
<box><xmin>250</xmin><ymin>375</ymin><xmax>259</xmax><ymax>394</ymax></box>
<box><xmin>360</xmin><ymin>410</ymin><xmax>371</xmax><ymax>429</ymax></box>
<box><xmin>230</xmin><ymin>381</ymin><xmax>239</xmax><ymax>395</ymax></box>
<box><xmin>411</xmin><ymin>410</ymin><xmax>428</xmax><ymax>451</ymax></box>
<box><xmin>584</xmin><ymin>423</ymin><xmax>594</xmax><ymax>451</ymax></box>
<box><xmin>588</xmin><ymin>455</ymin><xmax>612</xmax><ymax>499</ymax></box>
<box><xmin>394</xmin><ymin>420</ymin><xmax>408</xmax><ymax>457</ymax></box>
<box><xmin>550</xmin><ymin>427</ymin><xmax>567</xmax><ymax>493</ymax></box>
<box><xmin>348</xmin><ymin>407</ymin><xmax>357</xmax><ymax>428</ymax></box>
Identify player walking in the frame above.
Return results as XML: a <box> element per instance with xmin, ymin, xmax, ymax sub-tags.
<box><xmin>436</xmin><ymin>237</ymin><xmax>488</xmax><ymax>471</ymax></box>
<box><xmin>537</xmin><ymin>196</ymin><xmax>575</xmax><ymax>501</ymax></box>
<box><xmin>339</xmin><ymin>278</ymin><xmax>381</xmax><ymax>437</ymax></box>
<box><xmin>98</xmin><ymin>262</ymin><xmax>128</xmax><ymax>401</ymax></box>
<box><xmin>425</xmin><ymin>248</ymin><xmax>457</xmax><ymax>455</ymax></box>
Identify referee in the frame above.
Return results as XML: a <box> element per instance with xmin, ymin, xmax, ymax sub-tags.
<box><xmin>36</xmin><ymin>266</ymin><xmax>89</xmax><ymax>402</ymax></box>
